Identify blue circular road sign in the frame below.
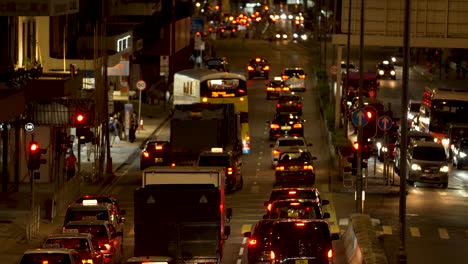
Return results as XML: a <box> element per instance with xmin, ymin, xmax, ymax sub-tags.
<box><xmin>378</xmin><ymin>115</ymin><xmax>393</xmax><ymax>131</ymax></box>
<box><xmin>351</xmin><ymin>109</ymin><xmax>369</xmax><ymax>127</ymax></box>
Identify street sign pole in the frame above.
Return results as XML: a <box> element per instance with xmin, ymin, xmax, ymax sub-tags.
<box><xmin>136</xmin><ymin>80</ymin><xmax>146</xmax><ymax>133</ymax></box>
<box><xmin>138</xmin><ymin>90</ymin><xmax>142</xmax><ymax>132</ymax></box>
<box><xmin>357</xmin><ymin>0</ymin><xmax>366</xmax><ymax>214</ymax></box>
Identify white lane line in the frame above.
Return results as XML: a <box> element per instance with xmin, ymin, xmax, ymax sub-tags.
<box><xmin>438</xmin><ymin>228</ymin><xmax>449</xmax><ymax>239</ymax></box>
<box><xmin>338</xmin><ymin>218</ymin><xmax>349</xmax><ymax>226</ymax></box>
<box><xmin>242</xmin><ymin>237</ymin><xmax>248</xmax><ymax>244</ymax></box>
<box><xmin>239</xmin><ymin>247</ymin><xmax>244</xmax><ymax>256</ymax></box>
<box><xmin>458</xmin><ymin>190</ymin><xmax>468</xmax><ymax>198</ymax></box>
<box><xmin>258</xmin><ymin>157</ymin><xmax>262</xmax><ymax>160</ymax></box>
<box><xmin>409</xmin><ymin>227</ymin><xmax>420</xmax><ymax>237</ymax></box>
<box><xmin>438</xmin><ymin>191</ymin><xmax>448</xmax><ymax>196</ymax></box>
<box><xmin>237</xmin><ymin>259</ymin><xmax>242</xmax><ymax>264</ymax></box>
<box><xmin>259</xmin><ymin>152</ymin><xmax>263</xmax><ymax>154</ymax></box>
<box><xmin>257</xmin><ymin>163</ymin><xmax>261</xmax><ymax>166</ymax></box>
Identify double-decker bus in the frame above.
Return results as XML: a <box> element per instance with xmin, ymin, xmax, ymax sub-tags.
<box><xmin>419</xmin><ymin>87</ymin><xmax>468</xmax><ymax>144</ymax></box>
<box><xmin>173</xmin><ymin>69</ymin><xmax>250</xmax><ymax>154</ymax></box>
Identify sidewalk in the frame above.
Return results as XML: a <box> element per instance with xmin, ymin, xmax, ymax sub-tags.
<box><xmin>0</xmin><ymin>103</ymin><xmax>171</xmax><ymax>263</ymax></box>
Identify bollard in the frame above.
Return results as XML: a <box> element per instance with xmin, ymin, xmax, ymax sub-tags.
<box><xmin>139</xmin><ymin>117</ymin><xmax>144</xmax><ymax>130</ymax></box>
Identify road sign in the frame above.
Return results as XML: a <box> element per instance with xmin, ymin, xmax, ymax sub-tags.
<box><xmin>25</xmin><ymin>122</ymin><xmax>34</xmax><ymax>132</ymax></box>
<box><xmin>329</xmin><ymin>64</ymin><xmax>338</xmax><ymax>76</ymax></box>
<box><xmin>378</xmin><ymin>115</ymin><xmax>393</xmax><ymax>131</ymax></box>
<box><xmin>191</xmin><ymin>16</ymin><xmax>205</xmax><ymax>33</ymax></box>
<box><xmin>136</xmin><ymin>80</ymin><xmax>146</xmax><ymax>91</ymax></box>
<box><xmin>351</xmin><ymin>109</ymin><xmax>369</xmax><ymax>127</ymax></box>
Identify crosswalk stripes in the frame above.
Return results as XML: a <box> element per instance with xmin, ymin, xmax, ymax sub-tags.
<box><xmin>409</xmin><ymin>227</ymin><xmax>421</xmax><ymax>237</ymax></box>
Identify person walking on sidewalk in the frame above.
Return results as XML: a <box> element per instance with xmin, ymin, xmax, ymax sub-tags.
<box><xmin>109</xmin><ymin>117</ymin><xmax>119</xmax><ymax>147</ymax></box>
<box><xmin>66</xmin><ymin>151</ymin><xmax>77</xmax><ymax>181</ymax></box>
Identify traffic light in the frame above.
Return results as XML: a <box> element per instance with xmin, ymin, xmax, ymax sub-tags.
<box><xmin>363</xmin><ymin>106</ymin><xmax>377</xmax><ymax>139</ymax></box>
<box><xmin>75</xmin><ymin>113</ymin><xmax>86</xmax><ymax>127</ymax></box>
<box><xmin>28</xmin><ymin>141</ymin><xmax>47</xmax><ymax>170</ymax></box>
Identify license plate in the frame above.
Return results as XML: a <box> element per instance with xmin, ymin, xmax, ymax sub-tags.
<box><xmin>281</xmin><ymin>126</ymin><xmax>291</xmax><ymax>130</ymax></box>
<box><xmin>295</xmin><ymin>260</ymin><xmax>308</xmax><ymax>264</ymax></box>
<box><xmin>155</xmin><ymin>158</ymin><xmax>163</xmax><ymax>163</ymax></box>
<box><xmin>275</xmin><ymin>88</ymin><xmax>282</xmax><ymax>91</ymax></box>
<box><xmin>289</xmin><ymin>167</ymin><xmax>299</xmax><ymax>171</ymax></box>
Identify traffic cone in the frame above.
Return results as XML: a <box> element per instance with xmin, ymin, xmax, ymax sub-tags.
<box><xmin>139</xmin><ymin>117</ymin><xmax>144</xmax><ymax>130</ymax></box>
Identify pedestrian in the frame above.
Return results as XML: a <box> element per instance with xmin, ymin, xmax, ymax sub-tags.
<box><xmin>66</xmin><ymin>151</ymin><xmax>77</xmax><ymax>181</ymax></box>
<box><xmin>129</xmin><ymin>113</ymin><xmax>136</xmax><ymax>143</ymax></box>
<box><xmin>109</xmin><ymin>117</ymin><xmax>118</xmax><ymax>147</ymax></box>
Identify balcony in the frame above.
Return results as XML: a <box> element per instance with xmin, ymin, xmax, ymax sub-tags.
<box><xmin>0</xmin><ymin>0</ymin><xmax>79</xmax><ymax>16</ymax></box>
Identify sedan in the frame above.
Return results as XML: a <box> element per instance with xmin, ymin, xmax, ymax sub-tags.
<box><xmin>140</xmin><ymin>140</ymin><xmax>171</xmax><ymax>170</ymax></box>
<box><xmin>274</xmin><ymin>147</ymin><xmax>317</xmax><ymax>186</ymax></box>
<box><xmin>266</xmin><ymin>77</ymin><xmax>290</xmax><ymax>100</ymax></box>
<box><xmin>267</xmin><ymin>113</ymin><xmax>305</xmax><ymax>141</ymax></box>
<box><xmin>276</xmin><ymin>94</ymin><xmax>302</xmax><ymax>115</ymax></box>
<box><xmin>270</xmin><ymin>136</ymin><xmax>311</xmax><ymax>167</ymax></box>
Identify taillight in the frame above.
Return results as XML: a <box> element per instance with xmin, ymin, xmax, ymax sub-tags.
<box><xmin>288</xmin><ymin>190</ymin><xmax>297</xmax><ymax>195</ymax></box>
<box><xmin>297</xmin><ymin>104</ymin><xmax>302</xmax><ymax>107</ymax></box>
<box><xmin>232</xmin><ymin>28</ymin><xmax>236</xmax><ymax>32</ymax></box>
<box><xmin>267</xmin><ymin>203</ymin><xmax>272</xmax><ymax>211</ymax></box>
<box><xmin>263</xmin><ymin>65</ymin><xmax>270</xmax><ymax>71</ymax></box>
<box><xmin>227</xmin><ymin>167</ymin><xmax>233</xmax><ymax>175</ymax></box>
<box><xmin>273</xmin><ymin>150</ymin><xmax>280</xmax><ymax>155</ymax></box>
<box><xmin>143</xmin><ymin>151</ymin><xmax>149</xmax><ymax>158</ymax></box>
<box><xmin>282</xmin><ymin>75</ymin><xmax>288</xmax><ymax>79</ymax></box>
<box><xmin>221</xmin><ymin>29</ymin><xmax>225</xmax><ymax>32</ymax></box>
<box><xmin>295</xmin><ymin>222</ymin><xmax>305</xmax><ymax>226</ymax></box>
<box><xmin>275</xmin><ymin>166</ymin><xmax>284</xmax><ymax>171</ymax></box>
<box><xmin>249</xmin><ymin>239</ymin><xmax>257</xmax><ymax>245</ymax></box>
<box><xmin>247</xmin><ymin>66</ymin><xmax>254</xmax><ymax>71</ymax></box>
<box><xmin>82</xmin><ymin>259</ymin><xmax>94</xmax><ymax>264</ymax></box>
<box><xmin>171</xmin><ymin>163</ymin><xmax>176</xmax><ymax>167</ymax></box>
<box><xmin>283</xmin><ymin>87</ymin><xmax>290</xmax><ymax>91</ymax></box>
<box><xmin>290</xmin><ymin>202</ymin><xmax>300</xmax><ymax>206</ymax></box>
<box><xmin>293</xmin><ymin>123</ymin><xmax>302</xmax><ymax>129</ymax></box>
<box><xmin>155</xmin><ymin>145</ymin><xmax>163</xmax><ymax>150</ymax></box>
<box><xmin>303</xmin><ymin>165</ymin><xmax>313</xmax><ymax>170</ymax></box>
<box><xmin>299</xmin><ymin>75</ymin><xmax>306</xmax><ymax>79</ymax></box>
<box><xmin>327</xmin><ymin>249</ymin><xmax>333</xmax><ymax>259</ymax></box>
<box><xmin>267</xmin><ymin>87</ymin><xmax>274</xmax><ymax>91</ymax></box>
<box><xmin>103</xmin><ymin>244</ymin><xmax>111</xmax><ymax>250</ymax></box>
<box><xmin>276</xmin><ymin>104</ymin><xmax>280</xmax><ymax>108</ymax></box>
<box><xmin>270</xmin><ymin>124</ymin><xmax>280</xmax><ymax>129</ymax></box>
<box><xmin>255</xmin><ymin>58</ymin><xmax>261</xmax><ymax>62</ymax></box>
<box><xmin>270</xmin><ymin>251</ymin><xmax>276</xmax><ymax>260</ymax></box>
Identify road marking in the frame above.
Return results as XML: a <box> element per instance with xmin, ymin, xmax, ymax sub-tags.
<box><xmin>438</xmin><ymin>228</ymin><xmax>449</xmax><ymax>239</ymax></box>
<box><xmin>257</xmin><ymin>163</ymin><xmax>261</xmax><ymax>166</ymax></box>
<box><xmin>458</xmin><ymin>190</ymin><xmax>468</xmax><ymax>198</ymax></box>
<box><xmin>338</xmin><ymin>218</ymin><xmax>349</xmax><ymax>226</ymax></box>
<box><xmin>250</xmin><ymin>185</ymin><xmax>260</xmax><ymax>193</ymax></box>
<box><xmin>259</xmin><ymin>151</ymin><xmax>263</xmax><ymax>154</ymax></box>
<box><xmin>127</xmin><ymin>228</ymin><xmax>134</xmax><ymax>236</ymax></box>
<box><xmin>382</xmin><ymin>226</ymin><xmax>392</xmax><ymax>235</ymax></box>
<box><xmin>237</xmin><ymin>259</ymin><xmax>242</xmax><ymax>264</ymax></box>
<box><xmin>438</xmin><ymin>191</ymin><xmax>448</xmax><ymax>196</ymax></box>
<box><xmin>242</xmin><ymin>237</ymin><xmax>248</xmax><ymax>244</ymax></box>
<box><xmin>329</xmin><ymin>224</ymin><xmax>340</xmax><ymax>234</ymax></box>
<box><xmin>239</xmin><ymin>248</ymin><xmax>244</xmax><ymax>256</ymax></box>
<box><xmin>258</xmin><ymin>157</ymin><xmax>262</xmax><ymax>160</ymax></box>
<box><xmin>241</xmin><ymin>224</ymin><xmax>252</xmax><ymax>234</ymax></box>
<box><xmin>409</xmin><ymin>227</ymin><xmax>420</xmax><ymax>237</ymax></box>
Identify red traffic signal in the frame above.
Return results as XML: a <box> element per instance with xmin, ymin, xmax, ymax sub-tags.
<box><xmin>30</xmin><ymin>142</ymin><xmax>39</xmax><ymax>152</ymax></box>
<box><xmin>366</xmin><ymin>111</ymin><xmax>373</xmax><ymax>119</ymax></box>
<box><xmin>28</xmin><ymin>141</ymin><xmax>47</xmax><ymax>170</ymax></box>
<box><xmin>76</xmin><ymin>114</ymin><xmax>84</xmax><ymax>123</ymax></box>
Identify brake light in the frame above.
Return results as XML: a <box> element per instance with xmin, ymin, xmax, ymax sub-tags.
<box><xmin>221</xmin><ymin>29</ymin><xmax>225</xmax><ymax>32</ymax></box>
<box><xmin>288</xmin><ymin>190</ymin><xmax>297</xmax><ymax>195</ymax></box>
<box><xmin>282</xmin><ymin>75</ymin><xmax>289</xmax><ymax>79</ymax></box>
<box><xmin>303</xmin><ymin>165</ymin><xmax>313</xmax><ymax>170</ymax></box>
<box><xmin>227</xmin><ymin>167</ymin><xmax>233</xmax><ymax>175</ymax></box>
<box><xmin>143</xmin><ymin>151</ymin><xmax>150</xmax><ymax>158</ymax></box>
<box><xmin>263</xmin><ymin>65</ymin><xmax>270</xmax><ymax>71</ymax></box>
<box><xmin>238</xmin><ymin>89</ymin><xmax>246</xmax><ymax>93</ymax></box>
<box><xmin>299</xmin><ymin>75</ymin><xmax>306</xmax><ymax>79</ymax></box>
<box><xmin>103</xmin><ymin>244</ymin><xmax>111</xmax><ymax>250</ymax></box>
<box><xmin>255</xmin><ymin>58</ymin><xmax>261</xmax><ymax>62</ymax></box>
<box><xmin>249</xmin><ymin>239</ymin><xmax>257</xmax><ymax>245</ymax></box>
<box><xmin>270</xmin><ymin>251</ymin><xmax>276</xmax><ymax>260</ymax></box>
<box><xmin>247</xmin><ymin>65</ymin><xmax>254</xmax><ymax>71</ymax></box>
<box><xmin>293</xmin><ymin>123</ymin><xmax>302</xmax><ymax>129</ymax></box>
<box><xmin>290</xmin><ymin>202</ymin><xmax>300</xmax><ymax>206</ymax></box>
<box><xmin>295</xmin><ymin>222</ymin><xmax>305</xmax><ymax>226</ymax></box>
<box><xmin>171</xmin><ymin>163</ymin><xmax>176</xmax><ymax>167</ymax></box>
<box><xmin>283</xmin><ymin>87</ymin><xmax>290</xmax><ymax>91</ymax></box>
<box><xmin>267</xmin><ymin>87</ymin><xmax>274</xmax><ymax>91</ymax></box>
<box><xmin>42</xmin><ymin>261</ymin><xmax>49</xmax><ymax>264</ymax></box>
<box><xmin>273</xmin><ymin>150</ymin><xmax>280</xmax><ymax>155</ymax></box>
<box><xmin>275</xmin><ymin>166</ymin><xmax>284</xmax><ymax>171</ymax></box>
<box><xmin>297</xmin><ymin>104</ymin><xmax>302</xmax><ymax>107</ymax></box>
<box><xmin>155</xmin><ymin>145</ymin><xmax>163</xmax><ymax>150</ymax></box>
<box><xmin>270</xmin><ymin>124</ymin><xmax>280</xmax><ymax>129</ymax></box>
<box><xmin>267</xmin><ymin>203</ymin><xmax>272</xmax><ymax>211</ymax></box>
<box><xmin>328</xmin><ymin>249</ymin><xmax>333</xmax><ymax>259</ymax></box>
<box><xmin>82</xmin><ymin>259</ymin><xmax>93</xmax><ymax>264</ymax></box>
<box><xmin>276</xmin><ymin>104</ymin><xmax>280</xmax><ymax>108</ymax></box>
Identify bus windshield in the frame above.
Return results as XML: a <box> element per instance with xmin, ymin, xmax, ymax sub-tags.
<box><xmin>430</xmin><ymin>100</ymin><xmax>468</xmax><ymax>132</ymax></box>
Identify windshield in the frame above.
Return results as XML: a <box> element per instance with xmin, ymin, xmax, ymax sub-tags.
<box><xmin>45</xmin><ymin>238</ymin><xmax>90</xmax><ymax>252</ymax></box>
<box><xmin>279</xmin><ymin>152</ymin><xmax>311</xmax><ymax>162</ymax></box>
<box><xmin>64</xmin><ymin>225</ymin><xmax>109</xmax><ymax>240</ymax></box>
<box><xmin>21</xmin><ymin>254</ymin><xmax>72</xmax><ymax>264</ymax></box>
<box><xmin>271</xmin><ymin>205</ymin><xmax>318</xmax><ymax>219</ymax></box>
<box><xmin>412</xmin><ymin>146</ymin><xmax>446</xmax><ymax>161</ymax></box>
<box><xmin>278</xmin><ymin>140</ymin><xmax>305</xmax><ymax>147</ymax></box>
<box><xmin>430</xmin><ymin>100</ymin><xmax>468</xmax><ymax>132</ymax></box>
<box><xmin>198</xmin><ymin>155</ymin><xmax>230</xmax><ymax>167</ymax></box>
<box><xmin>65</xmin><ymin>210</ymin><xmax>109</xmax><ymax>222</ymax></box>
<box><xmin>284</xmin><ymin>70</ymin><xmax>305</xmax><ymax>76</ymax></box>
<box><xmin>270</xmin><ymin>190</ymin><xmax>317</xmax><ymax>201</ymax></box>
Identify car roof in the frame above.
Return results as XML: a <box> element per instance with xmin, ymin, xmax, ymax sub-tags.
<box><xmin>403</xmin><ymin>131</ymin><xmax>435</xmax><ymax>138</ymax></box>
<box><xmin>448</xmin><ymin>123</ymin><xmax>468</xmax><ymax>129</ymax></box>
<box><xmin>47</xmin><ymin>233</ymin><xmax>93</xmax><ymax>240</ymax></box>
<box><xmin>271</xmin><ymin>199</ymin><xmax>320</xmax><ymax>206</ymax></box>
<box><xmin>278</xmin><ymin>146</ymin><xmax>310</xmax><ymax>152</ymax></box>
<box><xmin>411</xmin><ymin>141</ymin><xmax>444</xmax><ymax>148</ymax></box>
<box><xmin>23</xmin><ymin>248</ymin><xmax>77</xmax><ymax>255</ymax></box>
<box><xmin>276</xmin><ymin>136</ymin><xmax>306</xmax><ymax>141</ymax></box>
<box><xmin>64</xmin><ymin>219</ymin><xmax>112</xmax><ymax>226</ymax></box>
<box><xmin>199</xmin><ymin>151</ymin><xmax>231</xmax><ymax>157</ymax></box>
<box><xmin>282</xmin><ymin>67</ymin><xmax>304</xmax><ymax>71</ymax></box>
<box><xmin>272</xmin><ymin>187</ymin><xmax>318</xmax><ymax>192</ymax></box>
<box><xmin>127</xmin><ymin>256</ymin><xmax>174</xmax><ymax>263</ymax></box>
<box><xmin>67</xmin><ymin>203</ymin><xmax>113</xmax><ymax>211</ymax></box>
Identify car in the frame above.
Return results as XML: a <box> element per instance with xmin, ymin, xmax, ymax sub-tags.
<box><xmin>206</xmin><ymin>57</ymin><xmax>229</xmax><ymax>72</ymax></box>
<box><xmin>43</xmin><ymin>232</ymin><xmax>105</xmax><ymax>264</ymax></box>
<box><xmin>274</xmin><ymin>147</ymin><xmax>317</xmax><ymax>186</ymax></box>
<box><xmin>276</xmin><ymin>93</ymin><xmax>303</xmax><ymax>115</ymax></box>
<box><xmin>407</xmin><ymin>99</ymin><xmax>421</xmax><ymax>125</ymax></box>
<box><xmin>264</xmin><ymin>199</ymin><xmax>330</xmax><ymax>220</ymax></box>
<box><xmin>269</xmin><ymin>219</ymin><xmax>339</xmax><ymax>264</ymax></box>
<box><xmin>452</xmin><ymin>138</ymin><xmax>468</xmax><ymax>169</ymax></box>
<box><xmin>292</xmin><ymin>29</ymin><xmax>309</xmax><ymax>41</ymax></box>
<box><xmin>376</xmin><ymin>60</ymin><xmax>396</xmax><ymax>80</ymax></box>
<box><xmin>247</xmin><ymin>57</ymin><xmax>270</xmax><ymax>80</ymax></box>
<box><xmin>270</xmin><ymin>136</ymin><xmax>312</xmax><ymax>167</ymax></box>
<box><xmin>140</xmin><ymin>140</ymin><xmax>172</xmax><ymax>169</ymax></box>
<box><xmin>197</xmin><ymin>148</ymin><xmax>243</xmax><ymax>191</ymax></box>
<box><xmin>63</xmin><ymin>220</ymin><xmax>124</xmax><ymax>264</ymax></box>
<box><xmin>64</xmin><ymin>200</ymin><xmax>125</xmax><ymax>236</ymax></box>
<box><xmin>281</xmin><ymin>68</ymin><xmax>307</xmax><ymax>92</ymax></box>
<box><xmin>267</xmin><ymin>113</ymin><xmax>305</xmax><ymax>141</ymax></box>
<box><xmin>264</xmin><ymin>187</ymin><xmax>328</xmax><ymax>212</ymax></box>
<box><xmin>394</xmin><ymin>131</ymin><xmax>435</xmax><ymax>173</ymax></box>
<box><xmin>74</xmin><ymin>195</ymin><xmax>126</xmax><ymax>218</ymax></box>
<box><xmin>406</xmin><ymin>141</ymin><xmax>449</xmax><ymax>188</ymax></box>
<box><xmin>265</xmin><ymin>77</ymin><xmax>290</xmax><ymax>100</ymax></box>
<box><xmin>340</xmin><ymin>60</ymin><xmax>357</xmax><ymax>72</ymax></box>
<box><xmin>274</xmin><ymin>32</ymin><xmax>289</xmax><ymax>40</ymax></box>
<box><xmin>376</xmin><ymin>131</ymin><xmax>398</xmax><ymax>162</ymax></box>
<box><xmin>127</xmin><ymin>256</ymin><xmax>174</xmax><ymax>264</ymax></box>
<box><xmin>443</xmin><ymin>123</ymin><xmax>468</xmax><ymax>160</ymax></box>
<box><xmin>243</xmin><ymin>219</ymin><xmax>275</xmax><ymax>264</ymax></box>
<box><xmin>20</xmin><ymin>248</ymin><xmax>83</xmax><ymax>264</ymax></box>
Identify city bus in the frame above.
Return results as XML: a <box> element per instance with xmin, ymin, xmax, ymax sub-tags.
<box><xmin>173</xmin><ymin>69</ymin><xmax>250</xmax><ymax>154</ymax></box>
<box><xmin>418</xmin><ymin>87</ymin><xmax>468</xmax><ymax>147</ymax></box>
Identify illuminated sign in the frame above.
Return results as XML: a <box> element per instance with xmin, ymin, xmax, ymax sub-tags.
<box><xmin>117</xmin><ymin>35</ymin><xmax>131</xmax><ymax>52</ymax></box>
<box><xmin>211</xmin><ymin>91</ymin><xmax>235</xmax><ymax>97</ymax></box>
<box><xmin>108</xmin><ymin>61</ymin><xmax>129</xmax><ymax>76</ymax></box>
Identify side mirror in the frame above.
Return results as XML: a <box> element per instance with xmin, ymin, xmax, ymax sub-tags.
<box><xmin>243</xmin><ymin>231</ymin><xmax>252</xmax><ymax>238</ymax></box>
<box><xmin>226</xmin><ymin>208</ymin><xmax>233</xmax><ymax>219</ymax></box>
<box><xmin>321</xmin><ymin>199</ymin><xmax>330</xmax><ymax>206</ymax></box>
<box><xmin>263</xmin><ymin>214</ymin><xmax>269</xmax><ymax>220</ymax></box>
<box><xmin>120</xmin><ymin>209</ymin><xmax>126</xmax><ymax>215</ymax></box>
<box><xmin>323</xmin><ymin>213</ymin><xmax>330</xmax><ymax>219</ymax></box>
<box><xmin>224</xmin><ymin>226</ymin><xmax>231</xmax><ymax>238</ymax></box>
<box><xmin>331</xmin><ymin>233</ymin><xmax>340</xmax><ymax>240</ymax></box>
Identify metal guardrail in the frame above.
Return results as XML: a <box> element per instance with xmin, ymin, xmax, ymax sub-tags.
<box><xmin>26</xmin><ymin>204</ymin><xmax>40</xmax><ymax>240</ymax></box>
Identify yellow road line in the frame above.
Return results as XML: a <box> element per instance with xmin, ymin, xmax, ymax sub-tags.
<box><xmin>241</xmin><ymin>224</ymin><xmax>252</xmax><ymax>234</ymax></box>
<box><xmin>409</xmin><ymin>227</ymin><xmax>420</xmax><ymax>237</ymax></box>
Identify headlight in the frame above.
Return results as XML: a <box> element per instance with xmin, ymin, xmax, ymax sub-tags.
<box><xmin>411</xmin><ymin>164</ymin><xmax>421</xmax><ymax>171</ymax></box>
<box><xmin>301</xmin><ymin>34</ymin><xmax>307</xmax><ymax>40</ymax></box>
<box><xmin>379</xmin><ymin>70</ymin><xmax>384</xmax><ymax>75</ymax></box>
<box><xmin>460</xmin><ymin>152</ymin><xmax>467</xmax><ymax>158</ymax></box>
<box><xmin>347</xmin><ymin>101</ymin><xmax>352</xmax><ymax>106</ymax></box>
<box><xmin>391</xmin><ymin>57</ymin><xmax>396</xmax><ymax>62</ymax></box>
<box><xmin>283</xmin><ymin>34</ymin><xmax>288</xmax><ymax>39</ymax></box>
<box><xmin>293</xmin><ymin>33</ymin><xmax>298</xmax><ymax>38</ymax></box>
<box><xmin>441</xmin><ymin>138</ymin><xmax>450</xmax><ymax>145</ymax></box>
<box><xmin>288</xmin><ymin>15</ymin><xmax>293</xmax><ymax>19</ymax></box>
<box><xmin>391</xmin><ymin>70</ymin><xmax>396</xmax><ymax>75</ymax></box>
<box><xmin>275</xmin><ymin>34</ymin><xmax>281</xmax><ymax>39</ymax></box>
<box><xmin>440</xmin><ymin>166</ymin><xmax>449</xmax><ymax>172</ymax></box>
<box><xmin>376</xmin><ymin>142</ymin><xmax>382</xmax><ymax>149</ymax></box>
<box><xmin>382</xmin><ymin>147</ymin><xmax>388</xmax><ymax>152</ymax></box>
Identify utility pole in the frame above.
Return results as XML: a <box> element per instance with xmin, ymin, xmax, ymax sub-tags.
<box><xmin>344</xmin><ymin>0</ymin><xmax>353</xmax><ymax>136</ymax></box>
<box><xmin>356</xmin><ymin>0</ymin><xmax>365</xmax><ymax>214</ymax></box>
